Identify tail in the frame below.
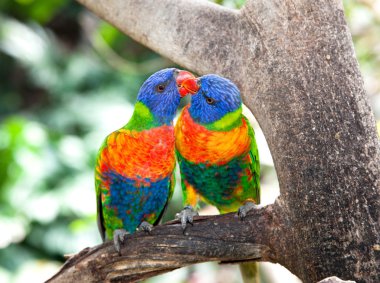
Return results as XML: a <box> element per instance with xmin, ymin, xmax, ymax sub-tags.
<box><xmin>239</xmin><ymin>262</ymin><xmax>259</xmax><ymax>283</ymax></box>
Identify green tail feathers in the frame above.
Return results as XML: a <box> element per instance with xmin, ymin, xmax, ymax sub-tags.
<box><xmin>239</xmin><ymin>262</ymin><xmax>259</xmax><ymax>283</ymax></box>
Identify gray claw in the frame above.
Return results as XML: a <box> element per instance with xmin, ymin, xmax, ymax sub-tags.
<box><xmin>113</xmin><ymin>229</ymin><xmax>128</xmax><ymax>255</ymax></box>
<box><xmin>138</xmin><ymin>221</ymin><xmax>153</xmax><ymax>233</ymax></box>
<box><xmin>175</xmin><ymin>205</ymin><xmax>199</xmax><ymax>230</ymax></box>
<box><xmin>238</xmin><ymin>201</ymin><xmax>258</xmax><ymax>220</ymax></box>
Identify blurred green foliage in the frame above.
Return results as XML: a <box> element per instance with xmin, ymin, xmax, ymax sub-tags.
<box><xmin>0</xmin><ymin>0</ymin><xmax>379</xmax><ymax>283</ymax></box>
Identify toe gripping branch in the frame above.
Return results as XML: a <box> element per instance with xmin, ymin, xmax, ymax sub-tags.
<box><xmin>112</xmin><ymin>222</ymin><xmax>153</xmax><ymax>255</ymax></box>
<box><xmin>113</xmin><ymin>229</ymin><xmax>128</xmax><ymax>255</ymax></box>
<box><xmin>176</xmin><ymin>205</ymin><xmax>199</xmax><ymax>231</ymax></box>
<box><xmin>238</xmin><ymin>200</ymin><xmax>259</xmax><ymax>220</ymax></box>
<box><xmin>138</xmin><ymin>221</ymin><xmax>153</xmax><ymax>233</ymax></box>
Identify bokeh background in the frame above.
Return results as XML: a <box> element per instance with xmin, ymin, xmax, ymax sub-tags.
<box><xmin>0</xmin><ymin>0</ymin><xmax>379</xmax><ymax>282</ymax></box>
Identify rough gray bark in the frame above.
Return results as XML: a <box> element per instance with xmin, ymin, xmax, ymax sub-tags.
<box><xmin>50</xmin><ymin>0</ymin><xmax>380</xmax><ymax>282</ymax></box>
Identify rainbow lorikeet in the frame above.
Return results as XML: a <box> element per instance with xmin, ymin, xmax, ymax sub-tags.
<box><xmin>95</xmin><ymin>68</ymin><xmax>195</xmax><ymax>253</ymax></box>
<box><xmin>175</xmin><ymin>74</ymin><xmax>260</xmax><ymax>282</ymax></box>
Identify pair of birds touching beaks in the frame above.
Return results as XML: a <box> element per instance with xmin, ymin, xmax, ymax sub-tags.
<box><xmin>95</xmin><ymin>68</ymin><xmax>260</xmax><ymax>254</ymax></box>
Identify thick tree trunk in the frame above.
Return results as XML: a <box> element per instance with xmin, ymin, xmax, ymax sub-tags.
<box><xmin>50</xmin><ymin>0</ymin><xmax>380</xmax><ymax>282</ymax></box>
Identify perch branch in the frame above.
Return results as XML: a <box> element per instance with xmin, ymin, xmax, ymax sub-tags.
<box><xmin>47</xmin><ymin>205</ymin><xmax>278</xmax><ymax>283</ymax></box>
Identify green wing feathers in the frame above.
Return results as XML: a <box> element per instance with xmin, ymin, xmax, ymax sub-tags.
<box><xmin>243</xmin><ymin>115</ymin><xmax>260</xmax><ymax>204</ymax></box>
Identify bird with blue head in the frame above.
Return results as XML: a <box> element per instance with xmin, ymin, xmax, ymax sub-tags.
<box><xmin>175</xmin><ymin>73</ymin><xmax>261</xmax><ymax>283</ymax></box>
<box><xmin>95</xmin><ymin>68</ymin><xmax>196</xmax><ymax>254</ymax></box>
<box><xmin>175</xmin><ymin>73</ymin><xmax>260</xmax><ymax>228</ymax></box>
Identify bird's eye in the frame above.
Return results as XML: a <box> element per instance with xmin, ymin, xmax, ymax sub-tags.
<box><xmin>206</xmin><ymin>97</ymin><xmax>215</xmax><ymax>105</ymax></box>
<box><xmin>156</xmin><ymin>84</ymin><xmax>166</xmax><ymax>93</ymax></box>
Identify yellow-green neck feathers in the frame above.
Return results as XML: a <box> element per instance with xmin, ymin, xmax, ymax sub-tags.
<box><xmin>206</xmin><ymin>106</ymin><xmax>243</xmax><ymax>131</ymax></box>
<box><xmin>123</xmin><ymin>101</ymin><xmax>160</xmax><ymax>131</ymax></box>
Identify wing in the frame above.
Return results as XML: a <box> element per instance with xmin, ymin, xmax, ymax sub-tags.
<box><xmin>175</xmin><ymin>150</ymin><xmax>200</xmax><ymax>208</ymax></box>
<box><xmin>96</xmin><ymin>191</ymin><xmax>106</xmax><ymax>242</ymax></box>
<box><xmin>153</xmin><ymin>172</ymin><xmax>175</xmax><ymax>225</ymax></box>
<box><xmin>95</xmin><ymin>138</ymin><xmax>108</xmax><ymax>242</ymax></box>
<box><xmin>243</xmin><ymin>115</ymin><xmax>261</xmax><ymax>204</ymax></box>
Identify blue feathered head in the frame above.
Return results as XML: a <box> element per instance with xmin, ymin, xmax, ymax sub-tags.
<box><xmin>188</xmin><ymin>74</ymin><xmax>242</xmax><ymax>125</ymax></box>
<box><xmin>137</xmin><ymin>68</ymin><xmax>195</xmax><ymax>125</ymax></box>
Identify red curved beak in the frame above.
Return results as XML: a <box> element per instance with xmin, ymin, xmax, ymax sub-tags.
<box><xmin>176</xmin><ymin>70</ymin><xmax>200</xmax><ymax>97</ymax></box>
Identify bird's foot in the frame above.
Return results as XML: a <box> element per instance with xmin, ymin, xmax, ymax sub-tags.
<box><xmin>175</xmin><ymin>205</ymin><xmax>198</xmax><ymax>231</ymax></box>
<box><xmin>113</xmin><ymin>229</ymin><xmax>128</xmax><ymax>255</ymax></box>
<box><xmin>237</xmin><ymin>201</ymin><xmax>258</xmax><ymax>220</ymax></box>
<box><xmin>137</xmin><ymin>221</ymin><xmax>153</xmax><ymax>233</ymax></box>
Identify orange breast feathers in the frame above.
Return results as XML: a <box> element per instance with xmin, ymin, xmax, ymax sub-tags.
<box><xmin>98</xmin><ymin>126</ymin><xmax>176</xmax><ymax>181</ymax></box>
<box><xmin>175</xmin><ymin>107</ymin><xmax>251</xmax><ymax>165</ymax></box>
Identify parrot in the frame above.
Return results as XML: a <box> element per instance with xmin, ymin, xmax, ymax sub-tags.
<box><xmin>95</xmin><ymin>68</ymin><xmax>196</xmax><ymax>254</ymax></box>
<box><xmin>175</xmin><ymin>74</ymin><xmax>260</xmax><ymax>283</ymax></box>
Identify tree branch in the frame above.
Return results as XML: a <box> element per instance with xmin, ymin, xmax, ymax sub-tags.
<box><xmin>76</xmin><ymin>0</ymin><xmax>256</xmax><ymax>81</ymax></box>
<box><xmin>47</xmin><ymin>205</ymin><xmax>277</xmax><ymax>283</ymax></box>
